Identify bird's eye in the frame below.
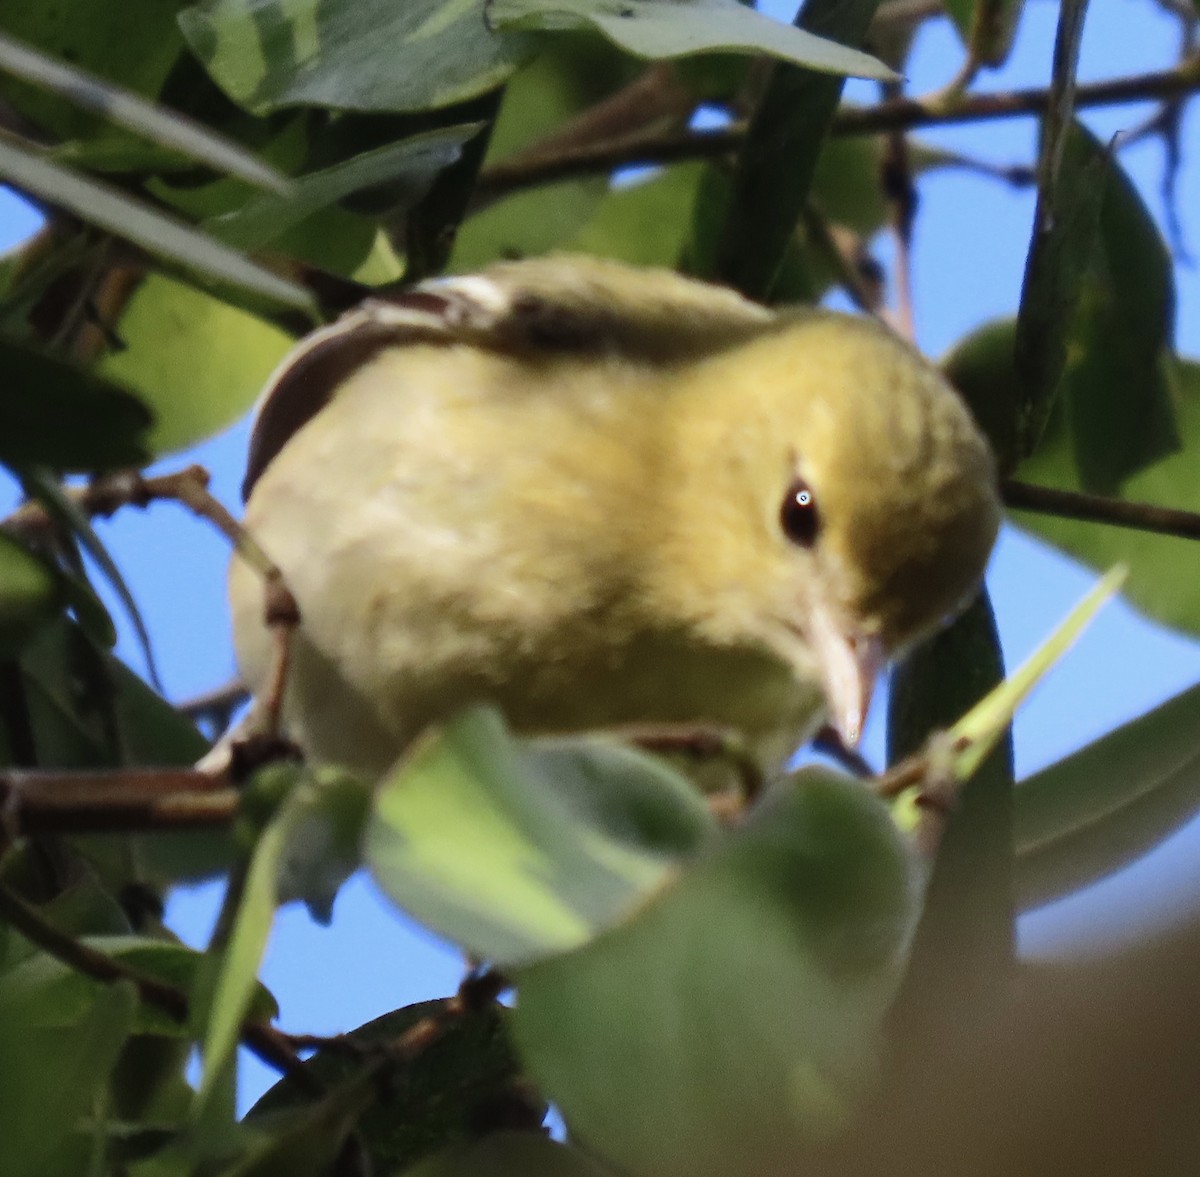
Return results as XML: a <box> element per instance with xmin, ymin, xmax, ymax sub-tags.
<box><xmin>780</xmin><ymin>478</ymin><xmax>820</xmax><ymax>548</ymax></box>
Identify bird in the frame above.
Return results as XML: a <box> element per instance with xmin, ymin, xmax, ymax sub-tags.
<box><xmin>228</xmin><ymin>254</ymin><xmax>1000</xmax><ymax>782</ymax></box>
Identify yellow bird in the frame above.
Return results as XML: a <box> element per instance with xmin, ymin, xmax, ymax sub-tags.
<box><xmin>229</xmin><ymin>255</ymin><xmax>1000</xmax><ymax>780</ymax></box>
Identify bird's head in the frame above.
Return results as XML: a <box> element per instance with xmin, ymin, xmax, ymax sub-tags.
<box><xmin>654</xmin><ymin>310</ymin><xmax>1001</xmax><ymax>746</ymax></box>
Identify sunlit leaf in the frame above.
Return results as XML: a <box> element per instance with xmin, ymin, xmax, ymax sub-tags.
<box><xmin>488</xmin><ymin>0</ymin><xmax>895</xmax><ymax>79</ymax></box>
<box><xmin>512</xmin><ymin>768</ymin><xmax>923</xmax><ymax>1177</ymax></box>
<box><xmin>366</xmin><ymin>708</ymin><xmax>715</xmax><ymax>967</ymax></box>
<box><xmin>178</xmin><ymin>0</ymin><xmax>532</xmax><ymax>115</ymax></box>
<box><xmin>96</xmin><ymin>274</ymin><xmax>293</xmax><ymax>455</ymax></box>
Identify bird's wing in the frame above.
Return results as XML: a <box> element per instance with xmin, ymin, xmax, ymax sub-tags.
<box><xmin>242</xmin><ymin>255</ymin><xmax>777</xmax><ymax>500</ymax></box>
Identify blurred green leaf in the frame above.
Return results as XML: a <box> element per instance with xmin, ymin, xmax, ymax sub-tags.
<box><xmin>567</xmin><ymin>163</ymin><xmax>706</xmax><ymax>267</ymax></box>
<box><xmin>0</xmin><ymin>532</ymin><xmax>60</xmax><ymax>656</ymax></box>
<box><xmin>951</xmin><ymin>131</ymin><xmax>1182</xmax><ymax>490</ymax></box>
<box><xmin>0</xmin><ymin>31</ymin><xmax>289</xmax><ymax>193</ymax></box>
<box><xmin>942</xmin><ymin>317</ymin><xmax>1022</xmax><ymax>472</ymax></box>
<box><xmin>712</xmin><ymin>0</ymin><xmax>883</xmax><ymax>298</ymax></box>
<box><xmin>0</xmin><ymin>137</ymin><xmax>314</xmax><ymax>313</ymax></box>
<box><xmin>194</xmin><ymin>764</ymin><xmax>369</xmax><ymax>1110</ymax></box>
<box><xmin>0</xmin><ymin>0</ymin><xmax>187</xmax><ymax>142</ymax></box>
<box><xmin>0</xmin><ymin>935</ymin><xmax>275</xmax><ymax>1036</ymax></box>
<box><xmin>209</xmin><ymin>124</ymin><xmax>481</xmax><ymax>249</ymax></box>
<box><xmin>22</xmin><ymin>469</ymin><xmax>162</xmax><ymax>691</ymax></box>
<box><xmin>1016</xmin><ymin>681</ymin><xmax>1200</xmax><ymax>910</ymax></box>
<box><xmin>512</xmin><ymin>767</ymin><xmax>923</xmax><ymax>1177</ymax></box>
<box><xmin>402</xmin><ymin>1133</ymin><xmax>616</xmax><ymax>1177</ymax></box>
<box><xmin>252</xmin><ymin>1001</ymin><xmax>538</xmax><ymax>1173</ymax></box>
<box><xmin>366</xmin><ymin>708</ymin><xmax>716</xmax><ymax>967</ymax></box>
<box><xmin>886</xmin><ymin>592</ymin><xmax>1013</xmax><ymax>1049</ymax></box>
<box><xmin>0</xmin><ymin>339</ymin><xmax>151</xmax><ymax>470</ymax></box>
<box><xmin>215</xmin><ymin>1072</ymin><xmax>375</xmax><ymax>1177</ymax></box>
<box><xmin>452</xmin><ymin>40</ymin><xmax>629</xmax><ymax>270</ymax></box>
<box><xmin>96</xmin><ymin>273</ymin><xmax>292</xmax><ymax>455</ymax></box>
<box><xmin>942</xmin><ymin>0</ymin><xmax>1024</xmax><ymax>68</ymax></box>
<box><xmin>1014</xmin><ymin>360</ymin><xmax>1200</xmax><ymax>635</ymax></box>
<box><xmin>1013</xmin><ymin>118</ymin><xmax>1106</xmax><ymax>459</ymax></box>
<box><xmin>0</xmin><ymin>978</ymin><xmax>137</xmax><ymax>1177</ymax></box>
<box><xmin>489</xmin><ymin>0</ymin><xmax>895</xmax><ymax>78</ymax></box>
<box><xmin>178</xmin><ymin>0</ymin><xmax>532</xmax><ymax>115</ymax></box>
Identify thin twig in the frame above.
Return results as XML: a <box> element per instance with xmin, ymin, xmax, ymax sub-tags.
<box><xmin>1004</xmin><ymin>479</ymin><xmax>1200</xmax><ymax>541</ymax></box>
<box><xmin>0</xmin><ymin>880</ymin><xmax>310</xmax><ymax>1082</ymax></box>
<box><xmin>476</xmin><ymin>59</ymin><xmax>1200</xmax><ymax>201</ymax></box>
<box><xmin>6</xmin><ymin>466</ymin><xmax>298</xmax><ymax>738</ymax></box>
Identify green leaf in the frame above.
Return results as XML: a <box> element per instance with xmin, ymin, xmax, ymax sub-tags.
<box><xmin>0</xmin><ymin>136</ymin><xmax>314</xmax><ymax>313</ymax></box>
<box><xmin>488</xmin><ymin>0</ymin><xmax>895</xmax><ymax>78</ymax></box>
<box><xmin>214</xmin><ymin>1073</ymin><xmax>375</xmax><ymax>1177</ymax></box>
<box><xmin>366</xmin><ymin>707</ymin><xmax>716</xmax><ymax>967</ymax></box>
<box><xmin>96</xmin><ymin>273</ymin><xmax>293</xmax><ymax>455</ymax></box>
<box><xmin>0</xmin><ymin>339</ymin><xmax>151</xmax><ymax>470</ymax></box>
<box><xmin>21</xmin><ymin>469</ymin><xmax>162</xmax><ymax>692</ymax></box>
<box><xmin>402</xmin><ymin>1133</ymin><xmax>616</xmax><ymax>1177</ymax></box>
<box><xmin>1013</xmin><ymin>117</ymin><xmax>1106</xmax><ymax>459</ymax></box>
<box><xmin>942</xmin><ymin>0</ymin><xmax>1024</xmax><ymax>68</ymax></box>
<box><xmin>1015</xmin><ymin>681</ymin><xmax>1200</xmax><ymax>910</ymax></box>
<box><xmin>1013</xmin><ymin>360</ymin><xmax>1200</xmax><ymax>636</ymax></box>
<box><xmin>178</xmin><ymin>0</ymin><xmax>532</xmax><ymax>115</ymax></box>
<box><xmin>710</xmin><ymin>0</ymin><xmax>884</xmax><ymax>298</ymax></box>
<box><xmin>566</xmin><ymin>163</ymin><xmax>707</xmax><ymax>268</ymax></box>
<box><xmin>251</xmin><ymin>1002</ymin><xmax>537</xmax><ymax>1174</ymax></box>
<box><xmin>0</xmin><ymin>0</ymin><xmax>187</xmax><ymax>143</ymax></box>
<box><xmin>0</xmin><ymin>532</ymin><xmax>60</xmax><ymax>656</ymax></box>
<box><xmin>194</xmin><ymin>765</ymin><xmax>370</xmax><ymax>1109</ymax></box>
<box><xmin>0</xmin><ymin>935</ymin><xmax>275</xmax><ymax>1037</ymax></box>
<box><xmin>452</xmin><ymin>39</ymin><xmax>629</xmax><ymax>270</ymax></box>
<box><xmin>886</xmin><ymin>592</ymin><xmax>1013</xmax><ymax>1034</ymax></box>
<box><xmin>0</xmin><ymin>978</ymin><xmax>137</xmax><ymax>1177</ymax></box>
<box><xmin>0</xmin><ymin>31</ymin><xmax>289</xmax><ymax>193</ymax></box>
<box><xmin>511</xmin><ymin>767</ymin><xmax>924</xmax><ymax>1177</ymax></box>
<box><xmin>209</xmin><ymin>124</ymin><xmax>481</xmax><ymax>250</ymax></box>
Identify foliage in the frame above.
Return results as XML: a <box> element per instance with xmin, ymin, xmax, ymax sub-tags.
<box><xmin>0</xmin><ymin>1</ymin><xmax>1198</xmax><ymax>1175</ymax></box>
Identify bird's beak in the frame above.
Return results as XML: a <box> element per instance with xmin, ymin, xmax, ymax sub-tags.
<box><xmin>809</xmin><ymin>614</ymin><xmax>885</xmax><ymax>747</ymax></box>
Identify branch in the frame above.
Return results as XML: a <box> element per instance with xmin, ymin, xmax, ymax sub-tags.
<box><xmin>0</xmin><ymin>880</ymin><xmax>310</xmax><ymax>1083</ymax></box>
<box><xmin>8</xmin><ymin>465</ymin><xmax>298</xmax><ymax>737</ymax></box>
<box><xmin>476</xmin><ymin>59</ymin><xmax>1200</xmax><ymax>199</ymax></box>
<box><xmin>0</xmin><ymin>767</ymin><xmax>239</xmax><ymax>834</ymax></box>
<box><xmin>1004</xmin><ymin>480</ymin><xmax>1200</xmax><ymax>541</ymax></box>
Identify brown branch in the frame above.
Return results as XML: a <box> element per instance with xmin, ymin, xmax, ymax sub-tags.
<box><xmin>0</xmin><ymin>879</ymin><xmax>310</xmax><ymax>1083</ymax></box>
<box><xmin>476</xmin><ymin>60</ymin><xmax>1200</xmax><ymax>201</ymax></box>
<box><xmin>1004</xmin><ymin>480</ymin><xmax>1200</xmax><ymax>541</ymax></box>
<box><xmin>0</xmin><ymin>767</ymin><xmax>239</xmax><ymax>835</ymax></box>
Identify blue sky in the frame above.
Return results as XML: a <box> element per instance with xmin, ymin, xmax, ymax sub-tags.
<box><xmin>3</xmin><ymin>1</ymin><xmax>1200</xmax><ymax>1106</ymax></box>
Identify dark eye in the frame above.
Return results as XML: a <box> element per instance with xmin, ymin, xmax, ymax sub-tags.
<box><xmin>780</xmin><ymin>478</ymin><xmax>820</xmax><ymax>548</ymax></box>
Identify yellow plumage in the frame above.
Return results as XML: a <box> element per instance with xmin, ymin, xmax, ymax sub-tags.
<box><xmin>230</xmin><ymin>256</ymin><xmax>999</xmax><ymax>779</ymax></box>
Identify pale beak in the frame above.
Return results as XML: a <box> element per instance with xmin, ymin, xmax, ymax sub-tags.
<box><xmin>809</xmin><ymin>617</ymin><xmax>885</xmax><ymax>747</ymax></box>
